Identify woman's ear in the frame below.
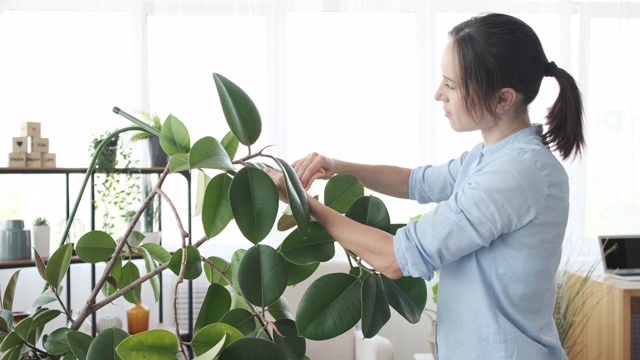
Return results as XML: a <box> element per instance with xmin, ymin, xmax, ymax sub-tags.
<box><xmin>496</xmin><ymin>88</ymin><xmax>518</xmax><ymax>114</ymax></box>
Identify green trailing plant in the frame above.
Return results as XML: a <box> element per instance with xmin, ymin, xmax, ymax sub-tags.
<box><xmin>88</xmin><ymin>131</ymin><xmax>143</xmax><ymax>235</ymax></box>
<box><xmin>0</xmin><ymin>73</ymin><xmax>427</xmax><ymax>359</ymax></box>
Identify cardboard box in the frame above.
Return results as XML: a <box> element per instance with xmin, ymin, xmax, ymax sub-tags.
<box><xmin>8</xmin><ymin>152</ymin><xmax>26</xmax><ymax>167</ymax></box>
<box><xmin>20</xmin><ymin>122</ymin><xmax>41</xmax><ymax>138</ymax></box>
<box><xmin>31</xmin><ymin>137</ymin><xmax>49</xmax><ymax>153</ymax></box>
<box><xmin>41</xmin><ymin>153</ymin><xmax>56</xmax><ymax>168</ymax></box>
<box><xmin>12</xmin><ymin>137</ymin><xmax>28</xmax><ymax>153</ymax></box>
<box><xmin>25</xmin><ymin>153</ymin><xmax>42</xmax><ymax>168</ymax></box>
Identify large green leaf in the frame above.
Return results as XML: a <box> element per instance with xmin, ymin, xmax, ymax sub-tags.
<box><xmin>167</xmin><ymin>246</ymin><xmax>203</xmax><ymax>280</ymax></box>
<box><xmin>220</xmin><ymin>131</ymin><xmax>239</xmax><ymax>161</ymax></box>
<box><xmin>324</xmin><ymin>174</ymin><xmax>364</xmax><ymax>213</ymax></box>
<box><xmin>140</xmin><ymin>243</ymin><xmax>171</xmax><ymax>264</ymax></box>
<box><xmin>296</xmin><ymin>273</ymin><xmax>362</xmax><ymax>340</ymax></box>
<box><xmin>45</xmin><ymin>243</ymin><xmax>74</xmax><ymax>289</ymax></box>
<box><xmin>229</xmin><ymin>249</ymin><xmax>246</xmax><ymax>296</ymax></box>
<box><xmin>213</xmin><ymin>73</ymin><xmax>262</xmax><ymax>146</ymax></box>
<box><xmin>238</xmin><ymin>245</ymin><xmax>288</xmax><ymax>308</ymax></box>
<box><xmin>0</xmin><ymin>331</ymin><xmax>23</xmax><ymax>352</ymax></box>
<box><xmin>272</xmin><ymin>318</ymin><xmax>305</xmax><ymax>360</ymax></box>
<box><xmin>345</xmin><ymin>195</ymin><xmax>390</xmax><ymax>233</ymax></box>
<box><xmin>0</xmin><ymin>309</ymin><xmax>12</xmax><ymax>332</ymax></box>
<box><xmin>115</xmin><ymin>329</ymin><xmax>178</xmax><ymax>360</ymax></box>
<box><xmin>191</xmin><ymin>323</ymin><xmax>243</xmax><ymax>357</ymax></box>
<box><xmin>229</xmin><ymin>167</ymin><xmax>279</xmax><ymax>244</ymax></box>
<box><xmin>285</xmin><ymin>260</ymin><xmax>319</xmax><ymax>286</ymax></box>
<box><xmin>32</xmin><ymin>288</ymin><xmax>58</xmax><ymax>308</ymax></box>
<box><xmin>120</xmin><ymin>261</ymin><xmax>142</xmax><ymax>304</ymax></box>
<box><xmin>138</xmin><ymin>247</ymin><xmax>161</xmax><ymax>303</ymax></box>
<box><xmin>194</xmin><ymin>333</ymin><xmax>226</xmax><ymax>360</ymax></box>
<box><xmin>169</xmin><ymin>153</ymin><xmax>190</xmax><ymax>173</ymax></box>
<box><xmin>1</xmin><ymin>270</ymin><xmax>20</xmax><ymax>311</ymax></box>
<box><xmin>381</xmin><ymin>275</ymin><xmax>427</xmax><ymax>324</ymax></box>
<box><xmin>31</xmin><ymin>309</ymin><xmax>62</xmax><ymax>330</ymax></box>
<box><xmin>12</xmin><ymin>317</ymin><xmax>32</xmax><ymax>341</ymax></box>
<box><xmin>267</xmin><ymin>297</ymin><xmax>293</xmax><ymax>321</ymax></box>
<box><xmin>43</xmin><ymin>327</ymin><xmax>71</xmax><ymax>355</ymax></box>
<box><xmin>202</xmin><ymin>173</ymin><xmax>234</xmax><ymax>238</ymax></box>
<box><xmin>203</xmin><ymin>256</ymin><xmax>230</xmax><ymax>286</ymax></box>
<box><xmin>86</xmin><ymin>328</ymin><xmax>129</xmax><ymax>360</ymax></box>
<box><xmin>219</xmin><ymin>337</ymin><xmax>287</xmax><ymax>360</ymax></box>
<box><xmin>219</xmin><ymin>308</ymin><xmax>258</xmax><ymax>336</ymax></box>
<box><xmin>66</xmin><ymin>329</ymin><xmax>94</xmax><ymax>360</ymax></box>
<box><xmin>361</xmin><ymin>274</ymin><xmax>391</xmax><ymax>338</ymax></box>
<box><xmin>279</xmin><ymin>223</ymin><xmax>335</xmax><ymax>265</ymax></box>
<box><xmin>274</xmin><ymin>158</ymin><xmax>310</xmax><ymax>235</ymax></box>
<box><xmin>75</xmin><ymin>231</ymin><xmax>116</xmax><ymax>263</ymax></box>
<box><xmin>194</xmin><ymin>284</ymin><xmax>232</xmax><ymax>333</ymax></box>
<box><xmin>189</xmin><ymin>136</ymin><xmax>235</xmax><ymax>171</ymax></box>
<box><xmin>160</xmin><ymin>114</ymin><xmax>190</xmax><ymax>156</ymax></box>
<box><xmin>194</xmin><ymin>170</ymin><xmax>212</xmax><ymax>217</ymax></box>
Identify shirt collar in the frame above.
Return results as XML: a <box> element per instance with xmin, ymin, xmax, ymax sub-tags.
<box><xmin>481</xmin><ymin>123</ymin><xmax>543</xmax><ymax>157</ymax></box>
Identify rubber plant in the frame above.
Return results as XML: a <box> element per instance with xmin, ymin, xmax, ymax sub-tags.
<box><xmin>0</xmin><ymin>73</ymin><xmax>427</xmax><ymax>359</ymax></box>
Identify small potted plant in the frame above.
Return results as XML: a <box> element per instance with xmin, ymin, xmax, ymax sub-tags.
<box><xmin>32</xmin><ymin>217</ymin><xmax>50</xmax><ymax>258</ymax></box>
<box><xmin>129</xmin><ymin>110</ymin><xmax>168</xmax><ymax>168</ymax></box>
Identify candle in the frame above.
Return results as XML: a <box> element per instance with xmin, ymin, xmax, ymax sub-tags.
<box><xmin>126</xmin><ymin>301</ymin><xmax>149</xmax><ymax>334</ymax></box>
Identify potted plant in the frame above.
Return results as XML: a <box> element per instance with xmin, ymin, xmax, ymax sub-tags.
<box><xmin>32</xmin><ymin>217</ymin><xmax>51</xmax><ymax>258</ymax></box>
<box><xmin>129</xmin><ymin>110</ymin><xmax>169</xmax><ymax>168</ymax></box>
<box><xmin>0</xmin><ymin>73</ymin><xmax>428</xmax><ymax>359</ymax></box>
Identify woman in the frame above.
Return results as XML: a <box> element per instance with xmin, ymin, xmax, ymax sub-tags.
<box><xmin>266</xmin><ymin>12</ymin><xmax>584</xmax><ymax>359</ymax></box>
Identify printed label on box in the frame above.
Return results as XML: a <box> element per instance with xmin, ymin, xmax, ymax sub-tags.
<box><xmin>8</xmin><ymin>152</ymin><xmax>27</xmax><ymax>167</ymax></box>
<box><xmin>42</xmin><ymin>153</ymin><xmax>56</xmax><ymax>168</ymax></box>
<box><xmin>12</xmin><ymin>137</ymin><xmax>29</xmax><ymax>153</ymax></box>
<box><xmin>31</xmin><ymin>137</ymin><xmax>49</xmax><ymax>153</ymax></box>
<box><xmin>20</xmin><ymin>122</ymin><xmax>41</xmax><ymax>138</ymax></box>
<box><xmin>25</xmin><ymin>153</ymin><xmax>42</xmax><ymax>168</ymax></box>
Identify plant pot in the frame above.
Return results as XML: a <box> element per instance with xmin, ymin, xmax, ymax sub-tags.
<box><xmin>0</xmin><ymin>220</ymin><xmax>32</xmax><ymax>260</ymax></box>
<box><xmin>148</xmin><ymin>137</ymin><xmax>169</xmax><ymax>168</ymax></box>
<box><xmin>33</xmin><ymin>224</ymin><xmax>50</xmax><ymax>258</ymax></box>
<box><xmin>142</xmin><ymin>231</ymin><xmax>161</xmax><ymax>245</ymax></box>
<box><xmin>95</xmin><ymin>136</ymin><xmax>119</xmax><ymax>172</ymax></box>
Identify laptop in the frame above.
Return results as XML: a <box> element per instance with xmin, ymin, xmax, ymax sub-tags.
<box><xmin>599</xmin><ymin>235</ymin><xmax>640</xmax><ymax>281</ymax></box>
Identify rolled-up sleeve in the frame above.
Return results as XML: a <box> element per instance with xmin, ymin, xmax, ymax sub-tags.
<box><xmin>394</xmin><ymin>153</ymin><xmax>547</xmax><ymax>279</ymax></box>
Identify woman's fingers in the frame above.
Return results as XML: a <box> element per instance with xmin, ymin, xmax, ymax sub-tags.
<box><xmin>304</xmin><ymin>168</ymin><xmax>326</xmax><ymax>191</ymax></box>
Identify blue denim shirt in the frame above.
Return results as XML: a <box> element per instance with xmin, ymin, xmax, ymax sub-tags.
<box><xmin>394</xmin><ymin>125</ymin><xmax>569</xmax><ymax>360</ymax></box>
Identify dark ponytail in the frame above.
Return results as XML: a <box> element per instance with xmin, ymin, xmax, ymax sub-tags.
<box><xmin>544</xmin><ymin>68</ymin><xmax>585</xmax><ymax>160</ymax></box>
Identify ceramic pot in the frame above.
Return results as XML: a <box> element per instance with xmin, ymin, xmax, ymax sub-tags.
<box><xmin>33</xmin><ymin>225</ymin><xmax>50</xmax><ymax>258</ymax></box>
<box><xmin>0</xmin><ymin>220</ymin><xmax>32</xmax><ymax>260</ymax></box>
<box><xmin>148</xmin><ymin>137</ymin><xmax>169</xmax><ymax>168</ymax></box>
<box><xmin>97</xmin><ymin>315</ymin><xmax>123</xmax><ymax>332</ymax></box>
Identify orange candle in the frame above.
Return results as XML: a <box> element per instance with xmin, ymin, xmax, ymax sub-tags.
<box><xmin>126</xmin><ymin>300</ymin><xmax>149</xmax><ymax>334</ymax></box>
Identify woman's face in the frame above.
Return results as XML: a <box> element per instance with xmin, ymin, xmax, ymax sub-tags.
<box><xmin>434</xmin><ymin>40</ymin><xmax>491</xmax><ymax>133</ymax></box>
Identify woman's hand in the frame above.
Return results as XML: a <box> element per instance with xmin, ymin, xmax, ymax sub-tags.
<box><xmin>264</xmin><ymin>167</ymin><xmax>290</xmax><ymax>203</ymax></box>
<box><xmin>292</xmin><ymin>152</ymin><xmax>335</xmax><ymax>190</ymax></box>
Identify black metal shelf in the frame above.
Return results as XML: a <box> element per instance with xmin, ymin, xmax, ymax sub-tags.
<box><xmin>0</xmin><ymin>166</ymin><xmax>193</xmax><ymax>340</ymax></box>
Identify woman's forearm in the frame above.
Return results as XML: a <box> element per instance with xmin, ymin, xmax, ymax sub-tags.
<box><xmin>333</xmin><ymin>160</ymin><xmax>411</xmax><ymax>199</ymax></box>
<box><xmin>307</xmin><ymin>195</ymin><xmax>403</xmax><ymax>279</ymax></box>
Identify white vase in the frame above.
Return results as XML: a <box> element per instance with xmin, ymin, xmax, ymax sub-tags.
<box><xmin>142</xmin><ymin>231</ymin><xmax>162</xmax><ymax>245</ymax></box>
<box><xmin>32</xmin><ymin>225</ymin><xmax>50</xmax><ymax>258</ymax></box>
<box><xmin>97</xmin><ymin>315</ymin><xmax>123</xmax><ymax>332</ymax></box>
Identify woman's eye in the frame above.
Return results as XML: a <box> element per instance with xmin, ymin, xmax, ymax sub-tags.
<box><xmin>445</xmin><ymin>83</ymin><xmax>455</xmax><ymax>90</ymax></box>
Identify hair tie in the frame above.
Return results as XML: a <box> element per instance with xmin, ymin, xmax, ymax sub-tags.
<box><xmin>544</xmin><ymin>61</ymin><xmax>557</xmax><ymax>77</ymax></box>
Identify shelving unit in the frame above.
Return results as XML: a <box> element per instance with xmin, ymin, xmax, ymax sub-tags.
<box><xmin>0</xmin><ymin>167</ymin><xmax>193</xmax><ymax>339</ymax></box>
